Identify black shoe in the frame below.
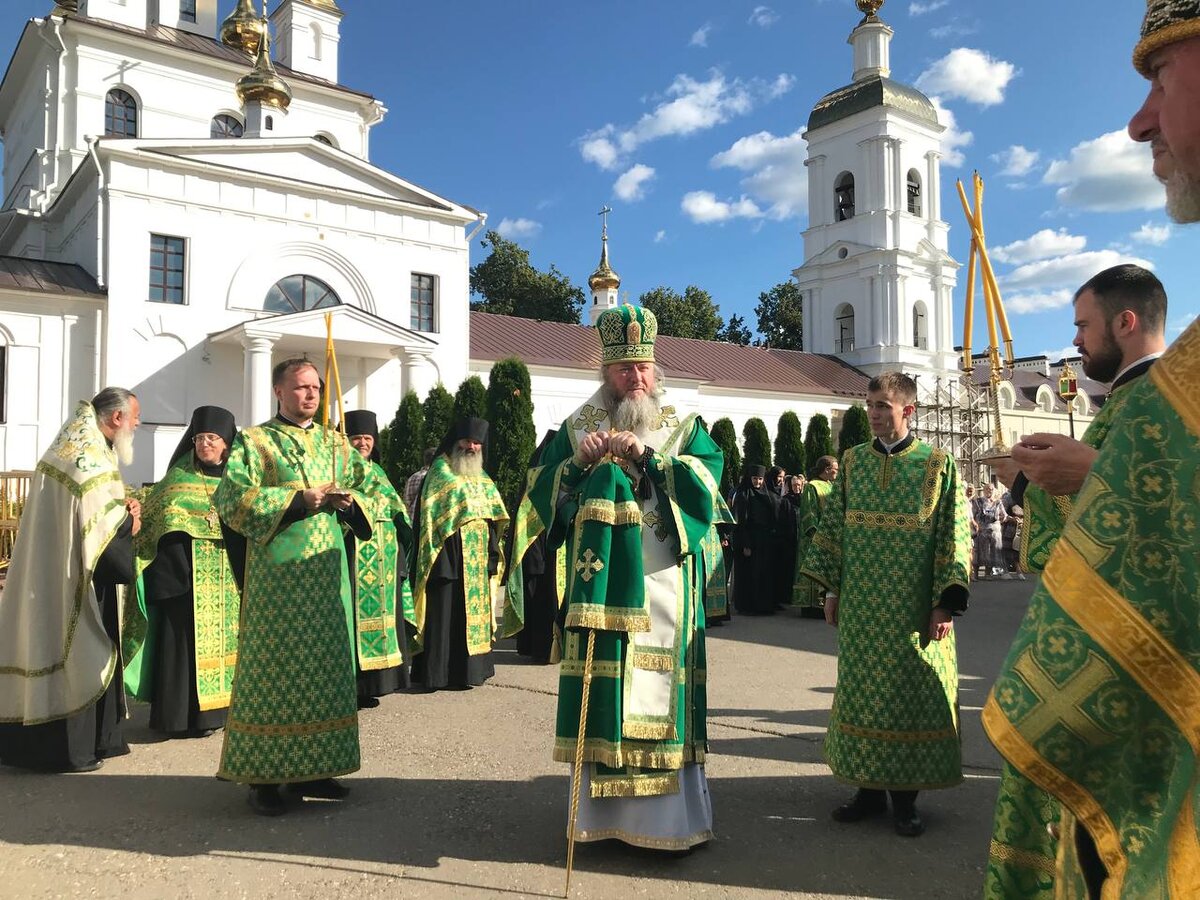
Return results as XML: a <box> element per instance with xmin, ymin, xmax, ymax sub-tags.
<box><xmin>831</xmin><ymin>790</ymin><xmax>888</xmax><ymax>822</ymax></box>
<box><xmin>248</xmin><ymin>785</ymin><xmax>286</xmax><ymax>816</ymax></box>
<box><xmin>357</xmin><ymin>697</ymin><xmax>380</xmax><ymax>710</ymax></box>
<box><xmin>894</xmin><ymin>810</ymin><xmax>926</xmax><ymax>837</ymax></box>
<box><xmin>67</xmin><ymin>759</ymin><xmax>104</xmax><ymax>773</ymax></box>
<box><xmin>286</xmin><ymin>778</ymin><xmax>350</xmax><ymax>800</ymax></box>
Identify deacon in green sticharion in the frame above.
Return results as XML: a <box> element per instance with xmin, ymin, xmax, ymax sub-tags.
<box><xmin>801</xmin><ymin>371</ymin><xmax>971</xmax><ymax>838</ymax></box>
<box><xmin>213</xmin><ymin>358</ymin><xmax>372</xmax><ymax>816</ymax></box>
<box><xmin>124</xmin><ymin>405</ymin><xmax>245</xmax><ymax>738</ymax></box>
<box><xmin>342</xmin><ymin>409</ymin><xmax>417</xmax><ymax>706</ymax></box>
<box><xmin>792</xmin><ymin>454</ymin><xmax>838</xmax><ymax>616</ymax></box>
<box><xmin>504</xmin><ymin>302</ymin><xmax>732</xmax><ymax>851</ymax></box>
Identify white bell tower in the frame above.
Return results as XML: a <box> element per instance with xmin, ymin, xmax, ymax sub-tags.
<box><xmin>793</xmin><ymin>0</ymin><xmax>959</xmax><ymax>378</ymax></box>
<box><xmin>588</xmin><ymin>207</ymin><xmax>621</xmax><ymax>327</ymax></box>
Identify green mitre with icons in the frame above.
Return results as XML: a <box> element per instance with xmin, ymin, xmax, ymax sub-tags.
<box><xmin>596</xmin><ymin>304</ymin><xmax>657</xmax><ymax>365</ymax></box>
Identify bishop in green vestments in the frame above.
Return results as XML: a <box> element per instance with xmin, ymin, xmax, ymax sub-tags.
<box><xmin>213</xmin><ymin>359</ymin><xmax>371</xmax><ymax>816</ymax></box>
<box><xmin>983</xmin><ymin>264</ymin><xmax>1168</xmax><ymax>897</ymax></box>
<box><xmin>505</xmin><ymin>304</ymin><xmax>732</xmax><ymax>851</ymax></box>
<box><xmin>802</xmin><ymin>372</ymin><xmax>971</xmax><ymax>837</ymax></box>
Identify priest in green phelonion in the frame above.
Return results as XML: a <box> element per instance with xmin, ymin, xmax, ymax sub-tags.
<box><xmin>124</xmin><ymin>405</ymin><xmax>245</xmax><ymax>738</ymax></box>
<box><xmin>341</xmin><ymin>409</ymin><xmax>417</xmax><ymax>706</ymax></box>
<box><xmin>505</xmin><ymin>304</ymin><xmax>732</xmax><ymax>851</ymax></box>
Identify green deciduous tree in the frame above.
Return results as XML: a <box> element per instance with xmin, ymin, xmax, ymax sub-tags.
<box><xmin>742</xmin><ymin>417</ymin><xmax>772</xmax><ymax>470</ymax></box>
<box><xmin>754</xmin><ymin>281</ymin><xmax>804</xmax><ymax>350</ymax></box>
<box><xmin>469</xmin><ymin>230</ymin><xmax>584</xmax><ymax>323</ymax></box>
<box><xmin>716</xmin><ymin>313</ymin><xmax>752</xmax><ymax>345</ymax></box>
<box><xmin>385</xmin><ymin>390</ymin><xmax>424</xmax><ymax>489</ymax></box>
<box><xmin>638</xmin><ymin>285</ymin><xmax>724</xmax><ymax>341</ymax></box>
<box><xmin>484</xmin><ymin>357</ymin><xmax>536</xmax><ymax>513</ymax></box>
<box><xmin>774</xmin><ymin>411</ymin><xmax>806</xmax><ymax>477</ymax></box>
<box><xmin>710</xmin><ymin>417</ymin><xmax>742</xmax><ymax>495</ymax></box>
<box><xmin>804</xmin><ymin>413</ymin><xmax>835</xmax><ymax>472</ymax></box>
<box><xmin>422</xmin><ymin>383</ymin><xmax>455</xmax><ymax>449</ymax></box>
<box><xmin>839</xmin><ymin>404</ymin><xmax>872</xmax><ymax>457</ymax></box>
<box><xmin>453</xmin><ymin>375</ymin><xmax>487</xmax><ymax>422</ymax></box>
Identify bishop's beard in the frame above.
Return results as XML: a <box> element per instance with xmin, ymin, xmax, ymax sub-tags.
<box><xmin>113</xmin><ymin>424</ymin><xmax>135</xmax><ymax>466</ymax></box>
<box><xmin>602</xmin><ymin>381</ymin><xmax>664</xmax><ymax>435</ymax></box>
<box><xmin>449</xmin><ymin>446</ymin><xmax>483</xmax><ymax>477</ymax></box>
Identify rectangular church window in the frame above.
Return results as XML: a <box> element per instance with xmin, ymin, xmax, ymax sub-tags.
<box><xmin>180</xmin><ymin>0</ymin><xmax>197</xmax><ymax>23</ymax></box>
<box><xmin>149</xmin><ymin>234</ymin><xmax>186</xmax><ymax>304</ymax></box>
<box><xmin>411</xmin><ymin>273</ymin><xmax>436</xmax><ymax>332</ymax></box>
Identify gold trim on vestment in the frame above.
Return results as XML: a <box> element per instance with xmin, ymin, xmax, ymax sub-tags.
<box><xmin>578</xmin><ymin>498</ymin><xmax>642</xmax><ymax>526</ymax></box>
<box><xmin>1151</xmin><ymin>328</ymin><xmax>1200</xmax><ymax>436</ymax></box>
<box><xmin>225</xmin><ymin>713</ymin><xmax>358</xmax><ymax>737</ymax></box>
<box><xmin>988</xmin><ymin>839</ymin><xmax>1057</xmax><ymax>876</ymax></box>
<box><xmin>629</xmin><ymin>649</ymin><xmax>674</xmax><ymax>671</ymax></box>
<box><xmin>588</xmin><ymin>770</ymin><xmax>680</xmax><ymax>799</ymax></box>
<box><xmin>563</xmin><ymin>605</ymin><xmax>651</xmax><ymax>633</ymax></box>
<box><xmin>552</xmin><ymin>737</ymin><xmax>705</xmax><ymax>770</ymax></box>
<box><xmin>572</xmin><ymin>826</ymin><xmax>713</xmax><ymax>851</ymax></box>
<box><xmin>1169</xmin><ymin>790</ymin><xmax>1200</xmax><ymax>896</ymax></box>
<box><xmin>845</xmin><ymin>510</ymin><xmax>925</xmax><ymax>531</ymax></box>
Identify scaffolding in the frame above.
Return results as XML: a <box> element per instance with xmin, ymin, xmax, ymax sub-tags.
<box><xmin>912</xmin><ymin>373</ymin><xmax>990</xmax><ymax>487</ymax></box>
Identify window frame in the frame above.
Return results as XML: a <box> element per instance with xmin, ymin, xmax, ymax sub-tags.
<box><xmin>104</xmin><ymin>88</ymin><xmax>139</xmax><ymax>138</ymax></box>
<box><xmin>410</xmin><ymin>273</ymin><xmax>437</xmax><ymax>332</ymax></box>
<box><xmin>179</xmin><ymin>0</ymin><xmax>197</xmax><ymax>23</ymax></box>
<box><xmin>264</xmin><ymin>274</ymin><xmax>342</xmax><ymax>314</ymax></box>
<box><xmin>835</xmin><ymin>304</ymin><xmax>855</xmax><ymax>353</ymax></box>
<box><xmin>148</xmin><ymin>233</ymin><xmax>187</xmax><ymax>305</ymax></box>
<box><xmin>834</xmin><ymin>171</ymin><xmax>855</xmax><ymax>222</ymax></box>
<box><xmin>906</xmin><ymin>169</ymin><xmax>922</xmax><ymax>216</ymax></box>
<box><xmin>210</xmin><ymin>113</ymin><xmax>244</xmax><ymax>139</ymax></box>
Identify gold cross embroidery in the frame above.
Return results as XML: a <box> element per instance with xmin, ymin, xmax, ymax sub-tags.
<box><xmin>655</xmin><ymin>406</ymin><xmax>680</xmax><ymax>431</ymax></box>
<box><xmin>643</xmin><ymin>509</ymin><xmax>668</xmax><ymax>542</ymax></box>
<box><xmin>572</xmin><ymin>404</ymin><xmax>608</xmax><ymax>433</ymax></box>
<box><xmin>575</xmin><ymin>549</ymin><xmax>605</xmax><ymax>583</ymax></box>
<box><xmin>1011</xmin><ymin>647</ymin><xmax>1119</xmax><ymax>747</ymax></box>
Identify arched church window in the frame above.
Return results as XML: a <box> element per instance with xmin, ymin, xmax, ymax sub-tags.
<box><xmin>264</xmin><ymin>275</ymin><xmax>341</xmax><ymax>313</ymax></box>
<box><xmin>907</xmin><ymin>169</ymin><xmax>922</xmax><ymax>216</ymax></box>
<box><xmin>835</xmin><ymin>172</ymin><xmax>855</xmax><ymax>221</ymax></box>
<box><xmin>310</xmin><ymin>23</ymin><xmax>323</xmax><ymax>60</ymax></box>
<box><xmin>835</xmin><ymin>303</ymin><xmax>855</xmax><ymax>353</ymax></box>
<box><xmin>314</xmin><ymin>133</ymin><xmax>335</xmax><ymax>147</ymax></box>
<box><xmin>210</xmin><ymin>114</ymin><xmax>244</xmax><ymax>138</ymax></box>
<box><xmin>912</xmin><ymin>301</ymin><xmax>928</xmax><ymax>349</ymax></box>
<box><xmin>104</xmin><ymin>89</ymin><xmax>138</xmax><ymax>138</ymax></box>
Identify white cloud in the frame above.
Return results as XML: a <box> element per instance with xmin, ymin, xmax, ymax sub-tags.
<box><xmin>1039</xmin><ymin>344</ymin><xmax>1081</xmax><ymax>362</ymax></box>
<box><xmin>930</xmin><ymin>21</ymin><xmax>978</xmax><ymax>39</ymax></box>
<box><xmin>930</xmin><ymin>97</ymin><xmax>972</xmax><ymax>167</ymax></box>
<box><xmin>495</xmin><ymin>217</ymin><xmax>542</xmax><ymax>240</ymax></box>
<box><xmin>910</xmin><ymin>0</ymin><xmax>950</xmax><ymax>14</ymax></box>
<box><xmin>1002</xmin><ymin>249</ymin><xmax>1154</xmax><ymax>292</ymax></box>
<box><xmin>711</xmin><ymin>127</ymin><xmax>809</xmax><ymax>219</ymax></box>
<box><xmin>1169</xmin><ymin>312</ymin><xmax>1197</xmax><ymax>336</ymax></box>
<box><xmin>680</xmin><ymin>191</ymin><xmax>764</xmax><ymax>224</ymax></box>
<box><xmin>1007</xmin><ymin>290</ymin><xmax>1075</xmax><ymax>314</ymax></box>
<box><xmin>690</xmin><ymin>23</ymin><xmax>712</xmax><ymax>48</ymax></box>
<box><xmin>991</xmin><ymin>145</ymin><xmax>1040</xmax><ymax>178</ymax></box>
<box><xmin>916</xmin><ymin>48</ymin><xmax>1017</xmax><ymax>106</ymax></box>
<box><xmin>1131</xmin><ymin>221</ymin><xmax>1172</xmax><ymax>245</ymax></box>
<box><xmin>578</xmin><ymin>71</ymin><xmax>794</xmax><ymax>171</ymax></box>
<box><xmin>613</xmin><ymin>164</ymin><xmax>656</xmax><ymax>202</ymax></box>
<box><xmin>654</xmin><ymin>229</ymin><xmax>667</xmax><ymax>243</ymax></box>
<box><xmin>748</xmin><ymin>6</ymin><xmax>779</xmax><ymax>28</ymax></box>
<box><xmin>1043</xmin><ymin>130</ymin><xmax>1162</xmax><ymax>212</ymax></box>
<box><xmin>992</xmin><ymin>228</ymin><xmax>1087</xmax><ymax>264</ymax></box>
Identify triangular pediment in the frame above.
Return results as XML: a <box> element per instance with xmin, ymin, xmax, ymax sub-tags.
<box><xmin>116</xmin><ymin>139</ymin><xmax>477</xmax><ymax>220</ymax></box>
<box><xmin>800</xmin><ymin>240</ymin><xmax>879</xmax><ymax>267</ymax></box>
<box><xmin>209</xmin><ymin>304</ymin><xmax>436</xmax><ymax>360</ymax></box>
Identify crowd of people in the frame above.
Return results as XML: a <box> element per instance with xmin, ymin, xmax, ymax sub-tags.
<box><xmin>0</xmin><ymin>3</ymin><xmax>1197</xmax><ymax>894</ymax></box>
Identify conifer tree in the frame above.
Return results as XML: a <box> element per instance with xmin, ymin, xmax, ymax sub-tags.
<box><xmin>839</xmin><ymin>404</ymin><xmax>872</xmax><ymax>457</ymax></box>
<box><xmin>804</xmin><ymin>413</ymin><xmax>835</xmax><ymax>471</ymax></box>
<box><xmin>485</xmin><ymin>357</ymin><xmax>536</xmax><ymax>512</ymax></box>
<box><xmin>742</xmin><ymin>417</ymin><xmax>772</xmax><ymax>470</ymax></box>
<box><xmin>774</xmin><ymin>411</ymin><xmax>807</xmax><ymax>477</ymax></box>
<box><xmin>710</xmin><ymin>418</ymin><xmax>741</xmax><ymax>495</ymax></box>
<box><xmin>453</xmin><ymin>375</ymin><xmax>488</xmax><ymax>421</ymax></box>
<box><xmin>385</xmin><ymin>390</ymin><xmax>424</xmax><ymax>489</ymax></box>
<box><xmin>422</xmin><ymin>383</ymin><xmax>455</xmax><ymax>447</ymax></box>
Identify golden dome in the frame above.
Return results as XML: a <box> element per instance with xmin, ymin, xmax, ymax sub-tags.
<box><xmin>236</xmin><ymin>20</ymin><xmax>292</xmax><ymax>111</ymax></box>
<box><xmin>308</xmin><ymin>0</ymin><xmax>342</xmax><ymax>8</ymax></box>
<box><xmin>588</xmin><ymin>236</ymin><xmax>621</xmax><ymax>292</ymax></box>
<box><xmin>856</xmin><ymin>0</ymin><xmax>885</xmax><ymax>16</ymax></box>
<box><xmin>221</xmin><ymin>0</ymin><xmax>265</xmax><ymax>56</ymax></box>
<box><xmin>54</xmin><ymin>1</ymin><xmax>80</xmax><ymax>13</ymax></box>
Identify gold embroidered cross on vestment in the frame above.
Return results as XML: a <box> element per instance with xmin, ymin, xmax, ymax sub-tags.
<box><xmin>576</xmin><ymin>549</ymin><xmax>604</xmax><ymax>583</ymax></box>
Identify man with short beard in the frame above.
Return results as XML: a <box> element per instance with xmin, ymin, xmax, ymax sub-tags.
<box><xmin>409</xmin><ymin>417</ymin><xmax>508</xmax><ymax>691</ymax></box>
<box><xmin>0</xmin><ymin>387</ymin><xmax>141</xmax><ymax>772</ymax></box>
<box><xmin>989</xmin><ymin>264</ymin><xmax>1166</xmax><ymax>572</ymax></box>
<box><xmin>506</xmin><ymin>304</ymin><xmax>732</xmax><ymax>851</ymax></box>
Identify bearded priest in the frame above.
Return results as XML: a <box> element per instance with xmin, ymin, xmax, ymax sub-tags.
<box><xmin>507</xmin><ymin>304</ymin><xmax>732</xmax><ymax>851</ymax></box>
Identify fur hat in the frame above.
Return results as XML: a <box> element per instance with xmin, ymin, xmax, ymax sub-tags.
<box><xmin>1134</xmin><ymin>0</ymin><xmax>1200</xmax><ymax>75</ymax></box>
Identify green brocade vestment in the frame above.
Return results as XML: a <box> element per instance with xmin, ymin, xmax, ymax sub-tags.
<box><xmin>213</xmin><ymin>419</ymin><xmax>369</xmax><ymax>784</ymax></box>
<box><xmin>505</xmin><ymin>392</ymin><xmax>730</xmax><ymax>799</ymax></box>
<box><xmin>123</xmin><ymin>454</ymin><xmax>241</xmax><ymax>711</ymax></box>
<box><xmin>792</xmin><ymin>478</ymin><xmax>834</xmax><ymax>608</ymax></box>
<box><xmin>350</xmin><ymin>461</ymin><xmax>415</xmax><ymax>670</ymax></box>
<box><xmin>801</xmin><ymin>439</ymin><xmax>971</xmax><ymax>790</ymax></box>
<box><xmin>983</xmin><ymin>325</ymin><xmax>1200</xmax><ymax>900</ymax></box>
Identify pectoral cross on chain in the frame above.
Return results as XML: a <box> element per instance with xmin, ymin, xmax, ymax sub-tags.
<box><xmin>576</xmin><ymin>549</ymin><xmax>605</xmax><ymax>583</ymax></box>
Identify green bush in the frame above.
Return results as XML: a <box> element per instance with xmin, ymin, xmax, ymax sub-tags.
<box><xmin>742</xmin><ymin>418</ymin><xmax>772</xmax><ymax>470</ymax></box>
<box><xmin>709</xmin><ymin>418</ymin><xmax>741</xmax><ymax>495</ymax></box>
<box><xmin>804</xmin><ymin>414</ymin><xmax>835</xmax><ymax>473</ymax></box>
<box><xmin>385</xmin><ymin>391</ymin><xmax>424</xmax><ymax>490</ymax></box>
<box><xmin>773</xmin><ymin>411</ymin><xmax>806</xmax><ymax>477</ymax></box>
<box><xmin>485</xmin><ymin>358</ymin><xmax>536</xmax><ymax>513</ymax></box>
<box><xmin>839</xmin><ymin>404</ymin><xmax>872</xmax><ymax>457</ymax></box>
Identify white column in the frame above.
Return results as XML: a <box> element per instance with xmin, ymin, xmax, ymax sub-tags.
<box><xmin>240</xmin><ymin>331</ymin><xmax>279</xmax><ymax>425</ymax></box>
<box><xmin>60</xmin><ymin>314</ymin><xmax>78</xmax><ymax>422</ymax></box>
<box><xmin>399</xmin><ymin>345</ymin><xmax>435</xmax><ymax>397</ymax></box>
<box><xmin>806</xmin><ymin>154</ymin><xmax>827</xmax><ymax>230</ymax></box>
<box><xmin>925</xmin><ymin>150</ymin><xmax>942</xmax><ymax>245</ymax></box>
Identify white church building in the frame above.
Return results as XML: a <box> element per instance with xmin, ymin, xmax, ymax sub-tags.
<box><xmin>0</xmin><ymin>0</ymin><xmax>1088</xmax><ymax>488</ymax></box>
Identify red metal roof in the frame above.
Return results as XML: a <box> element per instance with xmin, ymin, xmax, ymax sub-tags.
<box><xmin>470</xmin><ymin>311</ymin><xmax>869</xmax><ymax>399</ymax></box>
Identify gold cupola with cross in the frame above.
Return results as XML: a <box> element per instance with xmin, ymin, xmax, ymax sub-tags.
<box><xmin>588</xmin><ymin>207</ymin><xmax>621</xmax><ymax>326</ymax></box>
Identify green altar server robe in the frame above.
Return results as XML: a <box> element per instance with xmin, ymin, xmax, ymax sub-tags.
<box><xmin>792</xmin><ymin>478</ymin><xmax>834</xmax><ymax>608</ymax></box>
<box><xmin>984</xmin><ymin>325</ymin><xmax>1199</xmax><ymax>900</ymax></box>
<box><xmin>802</xmin><ymin>437</ymin><xmax>971</xmax><ymax>791</ymax></box>
<box><xmin>213</xmin><ymin>418</ymin><xmax>370</xmax><ymax>785</ymax></box>
<box><xmin>507</xmin><ymin>392</ymin><xmax>730</xmax><ymax>800</ymax></box>
<box><xmin>350</xmin><ymin>460</ymin><xmax>416</xmax><ymax>673</ymax></box>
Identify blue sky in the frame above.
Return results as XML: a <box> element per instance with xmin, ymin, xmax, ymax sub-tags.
<box><xmin>1</xmin><ymin>1</ymin><xmax>1195</xmax><ymax>359</ymax></box>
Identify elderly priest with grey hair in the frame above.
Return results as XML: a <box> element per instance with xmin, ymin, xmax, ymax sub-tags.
<box><xmin>0</xmin><ymin>387</ymin><xmax>142</xmax><ymax>772</ymax></box>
